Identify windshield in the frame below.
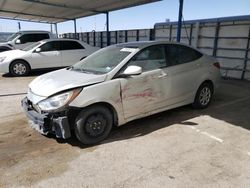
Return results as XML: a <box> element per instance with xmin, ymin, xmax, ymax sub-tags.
<box><xmin>72</xmin><ymin>46</ymin><xmax>133</xmax><ymax>74</ymax></box>
<box><xmin>7</xmin><ymin>32</ymin><xmax>21</xmax><ymax>41</ymax></box>
<box><xmin>22</xmin><ymin>41</ymin><xmax>42</xmax><ymax>51</ymax></box>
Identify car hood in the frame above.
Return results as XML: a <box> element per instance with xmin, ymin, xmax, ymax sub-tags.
<box><xmin>29</xmin><ymin>68</ymin><xmax>107</xmax><ymax>98</ymax></box>
<box><xmin>0</xmin><ymin>49</ymin><xmax>26</xmax><ymax>57</ymax></box>
<box><xmin>0</xmin><ymin>42</ymin><xmax>10</xmax><ymax>45</ymax></box>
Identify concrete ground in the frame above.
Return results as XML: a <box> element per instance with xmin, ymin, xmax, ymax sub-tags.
<box><xmin>0</xmin><ymin>72</ymin><xmax>250</xmax><ymax>188</ymax></box>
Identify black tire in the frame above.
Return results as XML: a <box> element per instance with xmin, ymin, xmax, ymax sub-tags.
<box><xmin>192</xmin><ymin>82</ymin><xmax>213</xmax><ymax>109</ymax></box>
<box><xmin>74</xmin><ymin>105</ymin><xmax>113</xmax><ymax>145</ymax></box>
<box><xmin>10</xmin><ymin>60</ymin><xmax>30</xmax><ymax>76</ymax></box>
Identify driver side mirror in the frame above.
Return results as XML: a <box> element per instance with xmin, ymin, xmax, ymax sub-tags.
<box><xmin>34</xmin><ymin>48</ymin><xmax>41</xmax><ymax>53</ymax></box>
<box><xmin>119</xmin><ymin>65</ymin><xmax>142</xmax><ymax>77</ymax></box>
<box><xmin>15</xmin><ymin>39</ymin><xmax>21</xmax><ymax>44</ymax></box>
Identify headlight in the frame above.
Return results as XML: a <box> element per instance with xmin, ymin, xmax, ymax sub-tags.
<box><xmin>38</xmin><ymin>88</ymin><xmax>82</xmax><ymax>112</ymax></box>
<box><xmin>0</xmin><ymin>56</ymin><xmax>6</xmax><ymax>62</ymax></box>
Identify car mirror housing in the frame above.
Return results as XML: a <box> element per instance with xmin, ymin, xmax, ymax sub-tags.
<box><xmin>34</xmin><ymin>48</ymin><xmax>41</xmax><ymax>53</ymax></box>
<box><xmin>121</xmin><ymin>65</ymin><xmax>142</xmax><ymax>77</ymax></box>
<box><xmin>15</xmin><ymin>39</ymin><xmax>21</xmax><ymax>44</ymax></box>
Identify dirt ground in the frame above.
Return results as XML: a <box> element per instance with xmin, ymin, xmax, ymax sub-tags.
<box><xmin>0</xmin><ymin>72</ymin><xmax>250</xmax><ymax>188</ymax></box>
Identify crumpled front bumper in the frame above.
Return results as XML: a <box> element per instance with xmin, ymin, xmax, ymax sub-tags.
<box><xmin>21</xmin><ymin>97</ymin><xmax>71</xmax><ymax>139</ymax></box>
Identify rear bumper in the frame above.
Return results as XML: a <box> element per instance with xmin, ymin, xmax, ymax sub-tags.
<box><xmin>21</xmin><ymin>97</ymin><xmax>71</xmax><ymax>139</ymax></box>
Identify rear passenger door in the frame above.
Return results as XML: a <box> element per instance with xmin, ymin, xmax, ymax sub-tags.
<box><xmin>60</xmin><ymin>41</ymin><xmax>85</xmax><ymax>66</ymax></box>
<box><xmin>165</xmin><ymin>44</ymin><xmax>203</xmax><ymax>104</ymax></box>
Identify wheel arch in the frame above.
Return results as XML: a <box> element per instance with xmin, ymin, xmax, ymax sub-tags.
<box><xmin>200</xmin><ymin>79</ymin><xmax>214</xmax><ymax>93</ymax></box>
<box><xmin>0</xmin><ymin>46</ymin><xmax>12</xmax><ymax>52</ymax></box>
<box><xmin>9</xmin><ymin>59</ymin><xmax>31</xmax><ymax>72</ymax></box>
<box><xmin>193</xmin><ymin>79</ymin><xmax>214</xmax><ymax>102</ymax></box>
<box><xmin>72</xmin><ymin>102</ymin><xmax>119</xmax><ymax>127</ymax></box>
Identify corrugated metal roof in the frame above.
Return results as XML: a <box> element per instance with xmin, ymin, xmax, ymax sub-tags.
<box><xmin>0</xmin><ymin>0</ymin><xmax>161</xmax><ymax>23</ymax></box>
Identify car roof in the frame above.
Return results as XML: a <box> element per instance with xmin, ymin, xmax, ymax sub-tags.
<box><xmin>115</xmin><ymin>41</ymin><xmax>204</xmax><ymax>53</ymax></box>
<box><xmin>40</xmin><ymin>38</ymin><xmax>81</xmax><ymax>43</ymax></box>
<box><xmin>115</xmin><ymin>41</ymin><xmax>185</xmax><ymax>49</ymax></box>
<box><xmin>18</xmin><ymin>30</ymin><xmax>51</xmax><ymax>34</ymax></box>
<box><xmin>116</xmin><ymin>41</ymin><xmax>152</xmax><ymax>49</ymax></box>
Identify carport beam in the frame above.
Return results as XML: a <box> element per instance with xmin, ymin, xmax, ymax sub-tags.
<box><xmin>177</xmin><ymin>0</ymin><xmax>184</xmax><ymax>42</ymax></box>
<box><xmin>106</xmin><ymin>12</ymin><xmax>110</xmax><ymax>46</ymax></box>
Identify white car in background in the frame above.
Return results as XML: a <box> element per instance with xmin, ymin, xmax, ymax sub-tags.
<box><xmin>0</xmin><ymin>39</ymin><xmax>99</xmax><ymax>76</ymax></box>
<box><xmin>22</xmin><ymin>41</ymin><xmax>221</xmax><ymax>145</ymax></box>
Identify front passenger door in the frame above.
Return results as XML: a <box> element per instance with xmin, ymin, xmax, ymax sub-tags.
<box><xmin>30</xmin><ymin>41</ymin><xmax>62</xmax><ymax>69</ymax></box>
<box><xmin>14</xmin><ymin>34</ymin><xmax>32</xmax><ymax>49</ymax></box>
<box><xmin>119</xmin><ymin>45</ymin><xmax>171</xmax><ymax>119</ymax></box>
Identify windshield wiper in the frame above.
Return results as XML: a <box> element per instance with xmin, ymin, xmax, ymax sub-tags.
<box><xmin>66</xmin><ymin>66</ymin><xmax>73</xmax><ymax>70</ymax></box>
<box><xmin>80</xmin><ymin>68</ymin><xmax>95</xmax><ymax>74</ymax></box>
<box><xmin>70</xmin><ymin>67</ymin><xmax>94</xmax><ymax>74</ymax></box>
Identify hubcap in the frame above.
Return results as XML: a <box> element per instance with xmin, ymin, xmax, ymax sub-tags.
<box><xmin>85</xmin><ymin>113</ymin><xmax>107</xmax><ymax>137</ymax></box>
<box><xmin>13</xmin><ymin>63</ymin><xmax>26</xmax><ymax>75</ymax></box>
<box><xmin>199</xmin><ymin>87</ymin><xmax>211</xmax><ymax>106</ymax></box>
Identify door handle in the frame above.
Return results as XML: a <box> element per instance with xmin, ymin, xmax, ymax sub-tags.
<box><xmin>158</xmin><ymin>73</ymin><xmax>168</xmax><ymax>78</ymax></box>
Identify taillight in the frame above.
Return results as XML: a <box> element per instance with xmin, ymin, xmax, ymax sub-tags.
<box><xmin>213</xmin><ymin>62</ymin><xmax>220</xmax><ymax>69</ymax></box>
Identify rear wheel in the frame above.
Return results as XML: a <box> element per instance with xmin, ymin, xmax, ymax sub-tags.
<box><xmin>10</xmin><ymin>60</ymin><xmax>30</xmax><ymax>76</ymax></box>
<box><xmin>192</xmin><ymin>82</ymin><xmax>213</xmax><ymax>109</ymax></box>
<box><xmin>74</xmin><ymin>105</ymin><xmax>113</xmax><ymax>145</ymax></box>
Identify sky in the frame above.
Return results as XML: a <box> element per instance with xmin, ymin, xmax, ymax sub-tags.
<box><xmin>0</xmin><ymin>0</ymin><xmax>249</xmax><ymax>34</ymax></box>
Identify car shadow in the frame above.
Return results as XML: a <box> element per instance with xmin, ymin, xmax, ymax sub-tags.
<box><xmin>49</xmin><ymin>105</ymin><xmax>199</xmax><ymax>149</ymax></box>
<box><xmin>2</xmin><ymin>68</ymin><xmax>61</xmax><ymax>77</ymax></box>
<box><xmin>42</xmin><ymin>80</ymin><xmax>250</xmax><ymax>149</ymax></box>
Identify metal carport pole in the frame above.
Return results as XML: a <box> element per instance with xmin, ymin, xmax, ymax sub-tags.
<box><xmin>54</xmin><ymin>23</ymin><xmax>58</xmax><ymax>37</ymax></box>
<box><xmin>106</xmin><ymin>12</ymin><xmax>110</xmax><ymax>46</ymax></box>
<box><xmin>50</xmin><ymin>23</ymin><xmax>53</xmax><ymax>33</ymax></box>
<box><xmin>177</xmin><ymin>0</ymin><xmax>184</xmax><ymax>42</ymax></box>
<box><xmin>73</xmin><ymin>19</ymin><xmax>77</xmax><ymax>39</ymax></box>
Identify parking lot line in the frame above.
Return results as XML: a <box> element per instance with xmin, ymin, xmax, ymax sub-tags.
<box><xmin>214</xmin><ymin>96</ymin><xmax>250</xmax><ymax>109</ymax></box>
<box><xmin>200</xmin><ymin>131</ymin><xmax>224</xmax><ymax>143</ymax></box>
<box><xmin>247</xmin><ymin>152</ymin><xmax>250</xmax><ymax>157</ymax></box>
<box><xmin>0</xmin><ymin>92</ymin><xmax>27</xmax><ymax>97</ymax></box>
<box><xmin>187</xmin><ymin>126</ymin><xmax>224</xmax><ymax>143</ymax></box>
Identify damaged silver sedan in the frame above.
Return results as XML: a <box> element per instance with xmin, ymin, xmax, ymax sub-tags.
<box><xmin>22</xmin><ymin>41</ymin><xmax>220</xmax><ymax>145</ymax></box>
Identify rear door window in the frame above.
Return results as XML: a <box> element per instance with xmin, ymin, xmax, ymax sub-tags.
<box><xmin>60</xmin><ymin>41</ymin><xmax>84</xmax><ymax>50</ymax></box>
<box><xmin>165</xmin><ymin>44</ymin><xmax>203</xmax><ymax>66</ymax></box>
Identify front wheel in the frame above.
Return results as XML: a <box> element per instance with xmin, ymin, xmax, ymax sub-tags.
<box><xmin>74</xmin><ymin>105</ymin><xmax>113</xmax><ymax>145</ymax></box>
<box><xmin>192</xmin><ymin>82</ymin><xmax>213</xmax><ymax>109</ymax></box>
<box><xmin>10</xmin><ymin>60</ymin><xmax>30</xmax><ymax>76</ymax></box>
